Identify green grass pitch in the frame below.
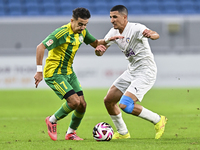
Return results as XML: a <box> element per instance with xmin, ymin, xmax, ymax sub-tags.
<box><xmin>0</xmin><ymin>88</ymin><xmax>200</xmax><ymax>150</ymax></box>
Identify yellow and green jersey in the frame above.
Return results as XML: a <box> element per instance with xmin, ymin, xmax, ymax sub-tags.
<box><xmin>42</xmin><ymin>22</ymin><xmax>96</xmax><ymax>78</ymax></box>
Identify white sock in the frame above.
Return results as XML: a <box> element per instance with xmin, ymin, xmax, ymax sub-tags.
<box><xmin>110</xmin><ymin>113</ymin><xmax>128</xmax><ymax>135</ymax></box>
<box><xmin>49</xmin><ymin>115</ymin><xmax>57</xmax><ymax>123</ymax></box>
<box><xmin>138</xmin><ymin>107</ymin><xmax>161</xmax><ymax>124</ymax></box>
<box><xmin>67</xmin><ymin>127</ymin><xmax>75</xmax><ymax>134</ymax></box>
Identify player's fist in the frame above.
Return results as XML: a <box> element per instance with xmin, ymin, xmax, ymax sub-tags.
<box><xmin>95</xmin><ymin>45</ymin><xmax>106</xmax><ymax>56</ymax></box>
<box><xmin>142</xmin><ymin>29</ymin><xmax>151</xmax><ymax>38</ymax></box>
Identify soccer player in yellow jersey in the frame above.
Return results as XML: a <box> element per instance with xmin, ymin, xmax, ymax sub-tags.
<box><xmin>34</xmin><ymin>7</ymin><xmax>115</xmax><ymax>141</ymax></box>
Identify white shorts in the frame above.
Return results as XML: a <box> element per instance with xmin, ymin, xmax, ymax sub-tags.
<box><xmin>113</xmin><ymin>70</ymin><xmax>156</xmax><ymax>102</ymax></box>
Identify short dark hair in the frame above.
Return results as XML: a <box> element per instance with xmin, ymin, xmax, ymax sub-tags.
<box><xmin>72</xmin><ymin>7</ymin><xmax>91</xmax><ymax>20</ymax></box>
<box><xmin>110</xmin><ymin>5</ymin><xmax>128</xmax><ymax>16</ymax></box>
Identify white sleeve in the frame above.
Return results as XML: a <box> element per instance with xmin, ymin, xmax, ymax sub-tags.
<box><xmin>137</xmin><ymin>24</ymin><xmax>149</xmax><ymax>40</ymax></box>
<box><xmin>104</xmin><ymin>28</ymin><xmax>116</xmax><ymax>46</ymax></box>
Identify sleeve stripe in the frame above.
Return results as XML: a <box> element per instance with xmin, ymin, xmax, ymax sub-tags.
<box><xmin>55</xmin><ymin>29</ymin><xmax>68</xmax><ymax>39</ymax></box>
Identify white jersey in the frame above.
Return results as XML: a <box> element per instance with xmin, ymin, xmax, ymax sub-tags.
<box><xmin>104</xmin><ymin>22</ymin><xmax>157</xmax><ymax>79</ymax></box>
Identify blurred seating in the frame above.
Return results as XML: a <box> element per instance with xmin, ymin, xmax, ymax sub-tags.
<box><xmin>25</xmin><ymin>0</ymin><xmax>40</xmax><ymax>16</ymax></box>
<box><xmin>92</xmin><ymin>1</ymin><xmax>110</xmax><ymax>15</ymax></box>
<box><xmin>0</xmin><ymin>0</ymin><xmax>6</xmax><ymax>16</ymax></box>
<box><xmin>76</xmin><ymin>0</ymin><xmax>90</xmax><ymax>8</ymax></box>
<box><xmin>161</xmin><ymin>1</ymin><xmax>180</xmax><ymax>14</ymax></box>
<box><xmin>0</xmin><ymin>5</ymin><xmax>5</xmax><ymax>16</ymax></box>
<box><xmin>0</xmin><ymin>0</ymin><xmax>199</xmax><ymax>16</ymax></box>
<box><xmin>42</xmin><ymin>1</ymin><xmax>58</xmax><ymax>16</ymax></box>
<box><xmin>143</xmin><ymin>1</ymin><xmax>162</xmax><ymax>15</ymax></box>
<box><xmin>109</xmin><ymin>0</ymin><xmax>126</xmax><ymax>7</ymax></box>
<box><xmin>179</xmin><ymin>1</ymin><xmax>197</xmax><ymax>14</ymax></box>
<box><xmin>7</xmin><ymin>0</ymin><xmax>24</xmax><ymax>16</ymax></box>
<box><xmin>127</xmin><ymin>1</ymin><xmax>145</xmax><ymax>15</ymax></box>
<box><xmin>59</xmin><ymin>1</ymin><xmax>74</xmax><ymax>16</ymax></box>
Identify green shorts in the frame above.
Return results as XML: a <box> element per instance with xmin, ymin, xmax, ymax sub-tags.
<box><xmin>44</xmin><ymin>72</ymin><xmax>82</xmax><ymax>100</ymax></box>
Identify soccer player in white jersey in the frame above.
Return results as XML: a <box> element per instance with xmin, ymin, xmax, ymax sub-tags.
<box><xmin>95</xmin><ymin>5</ymin><xmax>167</xmax><ymax>139</ymax></box>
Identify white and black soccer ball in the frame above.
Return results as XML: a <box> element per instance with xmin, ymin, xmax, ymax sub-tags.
<box><xmin>93</xmin><ymin>122</ymin><xmax>114</xmax><ymax>141</ymax></box>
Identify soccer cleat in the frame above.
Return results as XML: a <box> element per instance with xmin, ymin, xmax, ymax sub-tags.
<box><xmin>112</xmin><ymin>131</ymin><xmax>130</xmax><ymax>139</ymax></box>
<box><xmin>45</xmin><ymin>116</ymin><xmax>57</xmax><ymax>141</ymax></box>
<box><xmin>65</xmin><ymin>132</ymin><xmax>83</xmax><ymax>140</ymax></box>
<box><xmin>154</xmin><ymin>115</ymin><xmax>168</xmax><ymax>139</ymax></box>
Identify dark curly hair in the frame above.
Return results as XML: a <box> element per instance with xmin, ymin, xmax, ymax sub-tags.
<box><xmin>72</xmin><ymin>7</ymin><xmax>91</xmax><ymax>20</ymax></box>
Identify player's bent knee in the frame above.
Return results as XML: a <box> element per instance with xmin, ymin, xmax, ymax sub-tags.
<box><xmin>79</xmin><ymin>98</ymin><xmax>87</xmax><ymax>109</ymax></box>
<box><xmin>64</xmin><ymin>90</ymin><xmax>81</xmax><ymax>109</ymax></box>
<box><xmin>104</xmin><ymin>96</ymin><xmax>113</xmax><ymax>106</ymax></box>
<box><xmin>119</xmin><ymin>95</ymin><xmax>134</xmax><ymax>114</ymax></box>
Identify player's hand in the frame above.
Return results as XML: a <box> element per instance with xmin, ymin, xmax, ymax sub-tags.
<box><xmin>34</xmin><ymin>72</ymin><xmax>43</xmax><ymax>88</ymax></box>
<box><xmin>109</xmin><ymin>35</ymin><xmax>124</xmax><ymax>41</ymax></box>
<box><xmin>95</xmin><ymin>45</ymin><xmax>106</xmax><ymax>56</ymax></box>
<box><xmin>142</xmin><ymin>29</ymin><xmax>151</xmax><ymax>38</ymax></box>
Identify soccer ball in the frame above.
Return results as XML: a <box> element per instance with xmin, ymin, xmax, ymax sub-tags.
<box><xmin>93</xmin><ymin>122</ymin><xmax>114</xmax><ymax>141</ymax></box>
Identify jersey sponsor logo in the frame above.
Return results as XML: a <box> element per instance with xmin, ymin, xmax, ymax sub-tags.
<box><xmin>124</xmin><ymin>48</ymin><xmax>135</xmax><ymax>57</ymax></box>
<box><xmin>46</xmin><ymin>39</ymin><xmax>54</xmax><ymax>47</ymax></box>
<box><xmin>126</xmin><ymin>37</ymin><xmax>130</xmax><ymax>43</ymax></box>
<box><xmin>79</xmin><ymin>36</ymin><xmax>83</xmax><ymax>43</ymax></box>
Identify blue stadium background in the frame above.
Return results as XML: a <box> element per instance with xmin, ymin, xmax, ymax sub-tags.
<box><xmin>0</xmin><ymin>0</ymin><xmax>200</xmax><ymax>16</ymax></box>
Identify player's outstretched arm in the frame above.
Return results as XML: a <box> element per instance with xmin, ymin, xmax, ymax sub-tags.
<box><xmin>105</xmin><ymin>35</ymin><xmax>124</xmax><ymax>43</ymax></box>
<box><xmin>90</xmin><ymin>35</ymin><xmax>124</xmax><ymax>48</ymax></box>
<box><xmin>91</xmin><ymin>36</ymin><xmax>124</xmax><ymax>56</ymax></box>
<box><xmin>34</xmin><ymin>43</ymin><xmax>46</xmax><ymax>88</ymax></box>
<box><xmin>90</xmin><ymin>39</ymin><xmax>107</xmax><ymax>56</ymax></box>
<box><xmin>142</xmin><ymin>29</ymin><xmax>159</xmax><ymax>40</ymax></box>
